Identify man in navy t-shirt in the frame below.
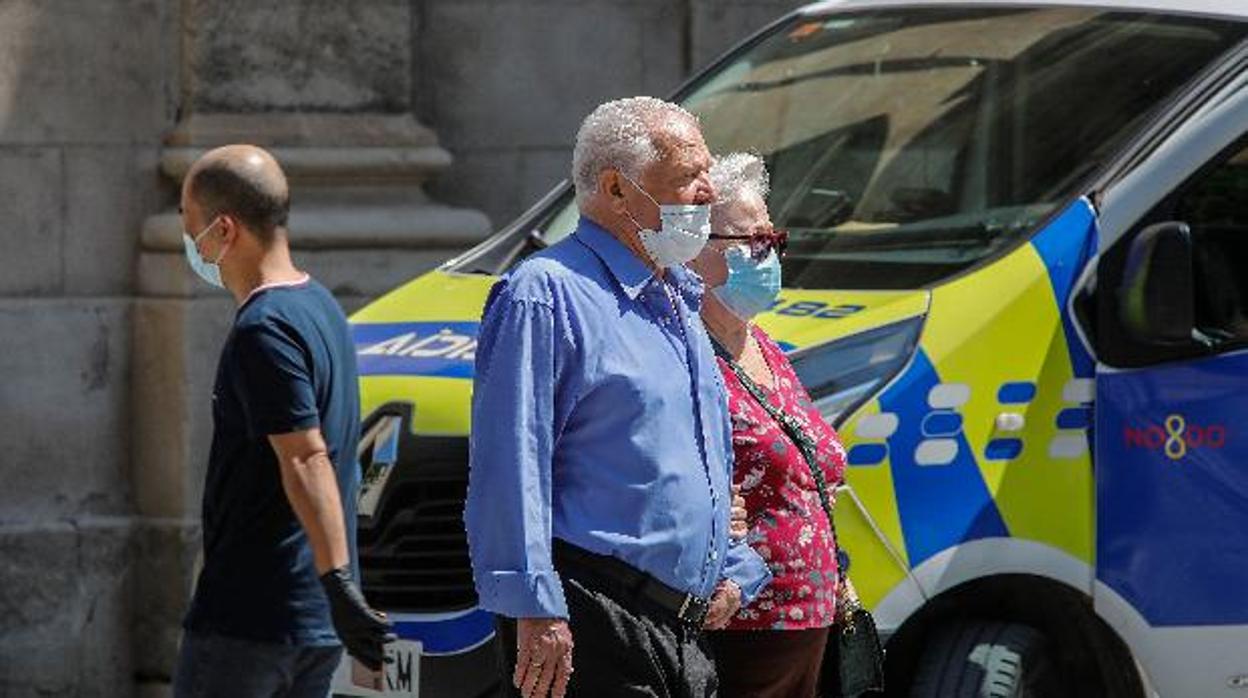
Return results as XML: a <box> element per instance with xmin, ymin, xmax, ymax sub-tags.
<box><xmin>172</xmin><ymin>144</ymin><xmax>394</xmax><ymax>698</ymax></box>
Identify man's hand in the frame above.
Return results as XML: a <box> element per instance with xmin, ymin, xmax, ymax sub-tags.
<box><xmin>320</xmin><ymin>567</ymin><xmax>397</xmax><ymax>670</ymax></box>
<box><xmin>730</xmin><ymin>484</ymin><xmax>748</xmax><ymax>541</ymax></box>
<box><xmin>703</xmin><ymin>579</ymin><xmax>742</xmax><ymax>630</ymax></box>
<box><xmin>514</xmin><ymin>618</ymin><xmax>574</xmax><ymax>698</ymax></box>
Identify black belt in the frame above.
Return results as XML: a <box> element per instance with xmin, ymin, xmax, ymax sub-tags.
<box><xmin>551</xmin><ymin>539</ymin><xmax>711</xmax><ymax>630</ymax></box>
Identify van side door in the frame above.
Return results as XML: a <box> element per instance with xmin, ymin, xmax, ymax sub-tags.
<box><xmin>1091</xmin><ymin>94</ymin><xmax>1248</xmax><ymax>695</ymax></box>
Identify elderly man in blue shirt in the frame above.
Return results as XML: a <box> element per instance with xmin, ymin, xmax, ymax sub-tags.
<box><xmin>465</xmin><ymin>96</ymin><xmax>771</xmax><ymax>698</ymax></box>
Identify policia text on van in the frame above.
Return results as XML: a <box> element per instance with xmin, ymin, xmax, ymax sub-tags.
<box><xmin>335</xmin><ymin>2</ymin><xmax>1248</xmax><ymax>696</ymax></box>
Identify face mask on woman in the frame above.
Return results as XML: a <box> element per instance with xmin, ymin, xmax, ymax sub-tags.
<box><xmin>713</xmin><ymin>245</ymin><xmax>782</xmax><ymax>320</ymax></box>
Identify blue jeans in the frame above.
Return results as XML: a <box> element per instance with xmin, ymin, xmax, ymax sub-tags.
<box><xmin>173</xmin><ymin>631</ymin><xmax>343</xmax><ymax>698</ymax></box>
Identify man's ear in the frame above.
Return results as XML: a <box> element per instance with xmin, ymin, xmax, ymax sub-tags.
<box><xmin>217</xmin><ymin>214</ymin><xmax>240</xmax><ymax>244</ymax></box>
<box><xmin>600</xmin><ymin>170</ymin><xmax>627</xmax><ymax>214</ymax></box>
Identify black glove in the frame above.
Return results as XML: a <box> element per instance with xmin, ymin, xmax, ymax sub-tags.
<box><xmin>320</xmin><ymin>566</ymin><xmax>397</xmax><ymax>670</ymax></box>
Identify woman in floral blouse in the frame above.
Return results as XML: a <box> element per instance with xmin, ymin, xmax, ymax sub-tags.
<box><xmin>691</xmin><ymin>153</ymin><xmax>847</xmax><ymax>697</ymax></box>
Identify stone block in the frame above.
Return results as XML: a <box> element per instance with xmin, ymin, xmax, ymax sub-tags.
<box><xmin>64</xmin><ymin>145</ymin><xmax>165</xmax><ymax>296</ymax></box>
<box><xmin>164</xmin><ymin>113</ymin><xmax>442</xmax><ymax>150</ymax></box>
<box><xmin>0</xmin><ymin>519</ymin><xmax>134</xmax><ymax>698</ymax></box>
<box><xmin>0</xmin><ymin>301</ymin><xmax>131</xmax><ymax>522</ymax></box>
<box><xmin>516</xmin><ymin>149</ymin><xmax>575</xmax><ymax>213</ymax></box>
<box><xmin>690</xmin><ymin>0</ymin><xmax>809</xmax><ymax>69</ymax></box>
<box><xmin>185</xmin><ymin>0</ymin><xmax>411</xmax><ymax>113</ymax></box>
<box><xmin>427</xmin><ymin>150</ymin><xmax>521</xmax><ymax>229</ymax></box>
<box><xmin>0</xmin><ymin>148</ymin><xmax>61</xmax><ymax>295</ymax></box>
<box><xmin>0</xmin><ymin>0</ymin><xmax>173</xmax><ymax>144</ymax></box>
<box><xmin>131</xmin><ymin>297</ymin><xmax>234</xmax><ymax>520</ymax></box>
<box><xmin>138</xmin><ymin>684</ymin><xmax>172</xmax><ymax>698</ymax></box>
<box><xmin>423</xmin><ymin>0</ymin><xmax>685</xmax><ymax>151</ymax></box>
<box><xmin>429</xmin><ymin>147</ymin><xmax>571</xmax><ymax>232</ymax></box>
<box><xmin>131</xmin><ymin>519</ymin><xmax>200</xmax><ymax>682</ymax></box>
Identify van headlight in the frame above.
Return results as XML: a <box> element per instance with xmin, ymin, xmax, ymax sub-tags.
<box><xmin>788</xmin><ymin>316</ymin><xmax>924</xmax><ymax>426</ymax></box>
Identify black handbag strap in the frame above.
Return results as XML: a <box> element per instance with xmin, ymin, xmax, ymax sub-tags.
<box><xmin>711</xmin><ymin>337</ymin><xmax>845</xmax><ymax>584</ymax></box>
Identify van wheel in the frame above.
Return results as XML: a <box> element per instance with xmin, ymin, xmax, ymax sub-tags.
<box><xmin>908</xmin><ymin>621</ymin><xmax>1063</xmax><ymax>698</ymax></box>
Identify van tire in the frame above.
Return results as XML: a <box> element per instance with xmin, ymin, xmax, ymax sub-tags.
<box><xmin>908</xmin><ymin>621</ymin><xmax>1063</xmax><ymax>698</ymax></box>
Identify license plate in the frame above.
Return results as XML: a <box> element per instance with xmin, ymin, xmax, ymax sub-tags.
<box><xmin>330</xmin><ymin>640</ymin><xmax>421</xmax><ymax>697</ymax></box>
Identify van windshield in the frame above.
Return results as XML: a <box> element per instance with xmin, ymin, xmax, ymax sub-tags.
<box><xmin>465</xmin><ymin>7</ymin><xmax>1245</xmax><ymax>289</ymax></box>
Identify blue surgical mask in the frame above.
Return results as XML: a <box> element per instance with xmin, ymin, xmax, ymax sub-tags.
<box><xmin>621</xmin><ymin>175</ymin><xmax>711</xmax><ymax>267</ymax></box>
<box><xmin>183</xmin><ymin>218</ymin><xmax>226</xmax><ymax>289</ymax></box>
<box><xmin>713</xmin><ymin>246</ymin><xmax>781</xmax><ymax>319</ymax></box>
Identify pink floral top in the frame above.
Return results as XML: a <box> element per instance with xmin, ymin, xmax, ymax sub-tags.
<box><xmin>718</xmin><ymin>325</ymin><xmax>847</xmax><ymax>631</ymax></box>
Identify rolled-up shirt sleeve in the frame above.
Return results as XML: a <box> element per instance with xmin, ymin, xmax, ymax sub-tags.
<box><xmin>722</xmin><ymin>536</ymin><xmax>773</xmax><ymax>605</ymax></box>
<box><xmin>465</xmin><ymin>283</ymin><xmax>568</xmax><ymax>619</ymax></box>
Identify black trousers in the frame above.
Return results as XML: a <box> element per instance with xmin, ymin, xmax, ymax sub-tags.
<box><xmin>496</xmin><ymin>564</ymin><xmax>717</xmax><ymax>697</ymax></box>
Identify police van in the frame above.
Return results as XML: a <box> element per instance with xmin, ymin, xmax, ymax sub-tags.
<box><xmin>333</xmin><ymin>1</ymin><xmax>1248</xmax><ymax>695</ymax></box>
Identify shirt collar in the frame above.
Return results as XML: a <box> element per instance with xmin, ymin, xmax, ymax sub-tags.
<box><xmin>573</xmin><ymin>217</ymin><xmax>655</xmax><ymax>300</ymax></box>
<box><xmin>667</xmin><ymin>263</ymin><xmax>706</xmax><ymax>312</ymax></box>
<box><xmin>238</xmin><ymin>273</ymin><xmax>312</xmax><ymax>311</ymax></box>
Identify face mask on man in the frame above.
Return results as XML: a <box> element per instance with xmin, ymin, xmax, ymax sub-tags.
<box><xmin>183</xmin><ymin>217</ymin><xmax>227</xmax><ymax>289</ymax></box>
<box><xmin>620</xmin><ymin>174</ymin><xmax>711</xmax><ymax>268</ymax></box>
<box><xmin>713</xmin><ymin>245</ymin><xmax>782</xmax><ymax>320</ymax></box>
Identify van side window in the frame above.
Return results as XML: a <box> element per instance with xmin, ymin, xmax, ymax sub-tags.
<box><xmin>1181</xmin><ymin>146</ymin><xmax>1248</xmax><ymax>340</ymax></box>
<box><xmin>1098</xmin><ymin>138</ymin><xmax>1248</xmax><ymax>368</ymax></box>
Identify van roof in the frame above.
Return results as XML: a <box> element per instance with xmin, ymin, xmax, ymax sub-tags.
<box><xmin>800</xmin><ymin>0</ymin><xmax>1248</xmax><ymax>21</ymax></box>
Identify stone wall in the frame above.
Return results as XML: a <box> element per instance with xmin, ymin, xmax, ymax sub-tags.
<box><xmin>423</xmin><ymin>0</ymin><xmax>808</xmax><ymax>226</ymax></box>
<box><xmin>0</xmin><ymin>1</ymin><xmax>807</xmax><ymax>696</ymax></box>
<box><xmin>0</xmin><ymin>1</ymin><xmax>174</xmax><ymax>695</ymax></box>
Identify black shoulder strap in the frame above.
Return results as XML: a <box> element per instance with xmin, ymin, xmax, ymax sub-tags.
<box><xmin>711</xmin><ymin>338</ymin><xmax>844</xmax><ymax>581</ymax></box>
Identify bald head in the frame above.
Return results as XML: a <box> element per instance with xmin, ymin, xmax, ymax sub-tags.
<box><xmin>183</xmin><ymin>145</ymin><xmax>290</xmax><ymax>244</ymax></box>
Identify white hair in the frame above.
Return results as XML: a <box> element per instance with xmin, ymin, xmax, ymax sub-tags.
<box><xmin>709</xmin><ymin>152</ymin><xmax>770</xmax><ymax>211</ymax></box>
<box><xmin>571</xmin><ymin>96</ymin><xmax>699</xmax><ymax>209</ymax></box>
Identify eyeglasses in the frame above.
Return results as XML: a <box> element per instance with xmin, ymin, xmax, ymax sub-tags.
<box><xmin>709</xmin><ymin>227</ymin><xmax>788</xmax><ymax>261</ymax></box>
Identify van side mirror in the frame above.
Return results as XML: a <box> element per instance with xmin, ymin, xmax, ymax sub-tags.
<box><xmin>1118</xmin><ymin>221</ymin><xmax>1197</xmax><ymax>345</ymax></box>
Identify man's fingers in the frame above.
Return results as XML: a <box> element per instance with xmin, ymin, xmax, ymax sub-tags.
<box><xmin>514</xmin><ymin>638</ymin><xmax>532</xmax><ymax>689</ymax></box>
<box><xmin>533</xmin><ymin>648</ymin><xmax>560</xmax><ymax>698</ymax></box>
<box><xmin>551</xmin><ymin>652</ymin><xmax>574</xmax><ymax>698</ymax></box>
<box><xmin>702</xmin><ymin>592</ymin><xmax>728</xmax><ymax>629</ymax></box>
<box><xmin>702</xmin><ymin>581</ymin><xmax>743</xmax><ymax>629</ymax></box>
<box><xmin>730</xmin><ymin>487</ymin><xmax>748</xmax><ymax>540</ymax></box>
<box><xmin>521</xmin><ymin>644</ymin><xmax>546</xmax><ymax>698</ymax></box>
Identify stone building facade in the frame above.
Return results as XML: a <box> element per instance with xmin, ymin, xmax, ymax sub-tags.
<box><xmin>0</xmin><ymin>1</ymin><xmax>804</xmax><ymax>695</ymax></box>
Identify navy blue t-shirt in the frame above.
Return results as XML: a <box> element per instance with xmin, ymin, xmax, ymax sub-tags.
<box><xmin>184</xmin><ymin>278</ymin><xmax>361</xmax><ymax>645</ymax></box>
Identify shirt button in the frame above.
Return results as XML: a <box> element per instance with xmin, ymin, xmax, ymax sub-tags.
<box><xmin>709</xmin><ymin>549</ymin><xmax>719</xmax><ymax>561</ymax></box>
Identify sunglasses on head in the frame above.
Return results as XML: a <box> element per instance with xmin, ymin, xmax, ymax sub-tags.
<box><xmin>709</xmin><ymin>227</ymin><xmax>788</xmax><ymax>261</ymax></box>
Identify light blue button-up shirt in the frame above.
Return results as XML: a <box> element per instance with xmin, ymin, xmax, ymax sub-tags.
<box><xmin>465</xmin><ymin>216</ymin><xmax>771</xmax><ymax>619</ymax></box>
